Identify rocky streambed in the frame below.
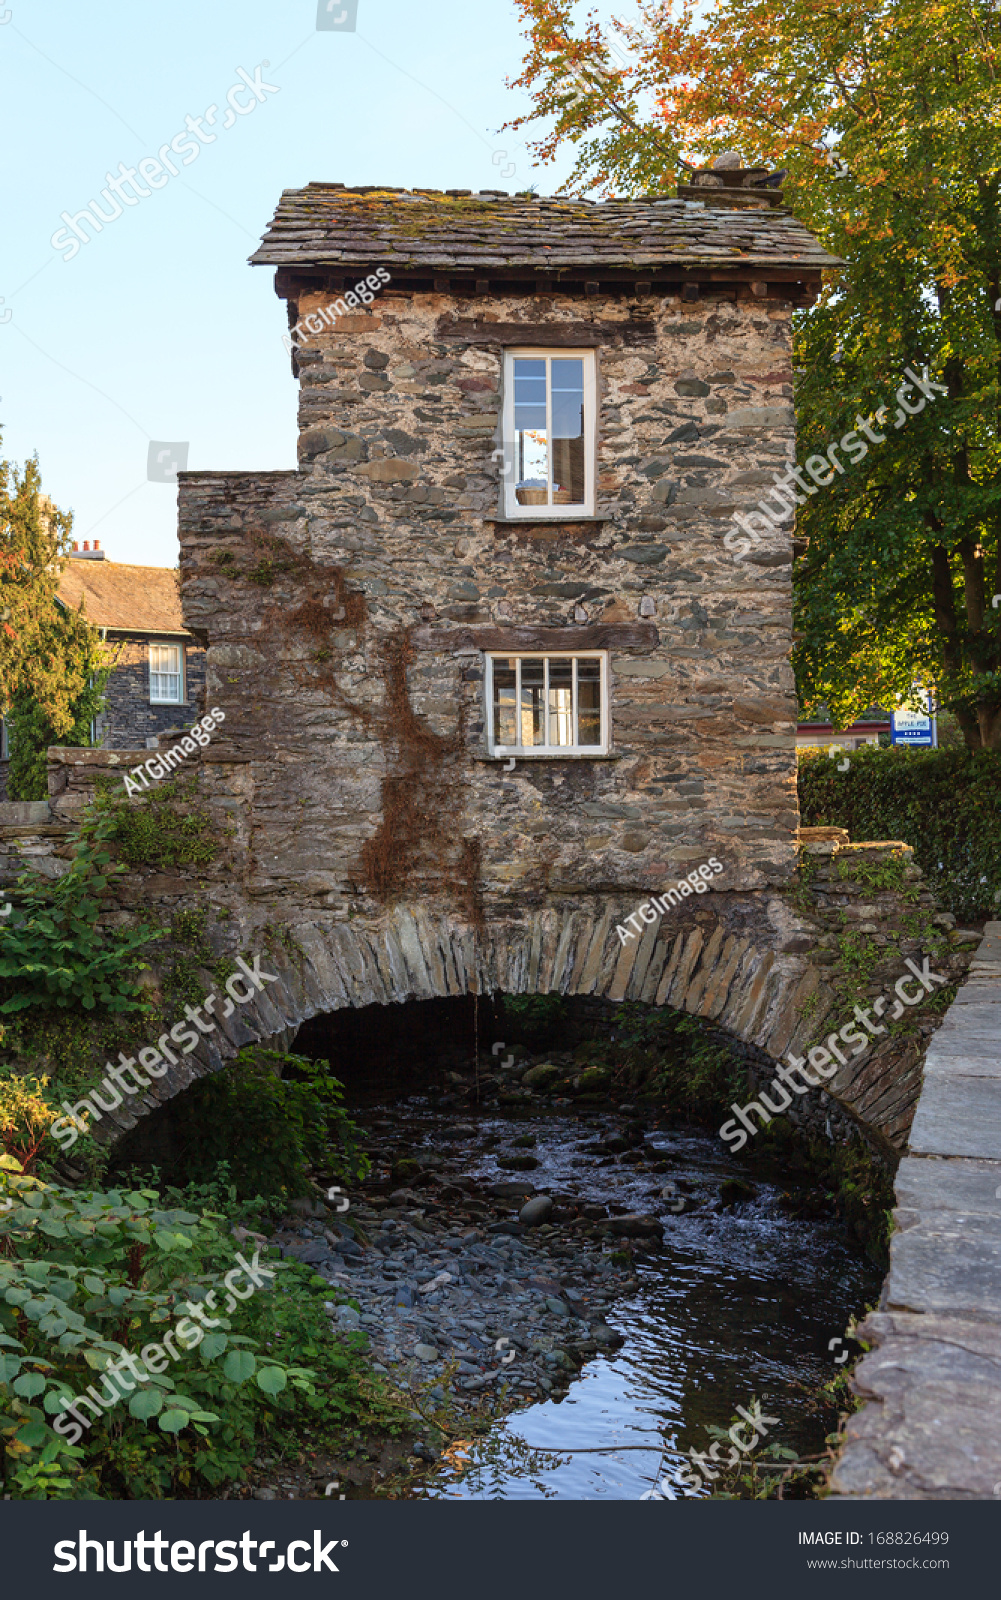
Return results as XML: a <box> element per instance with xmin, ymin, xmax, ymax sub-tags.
<box><xmin>258</xmin><ymin>1043</ymin><xmax>882</xmax><ymax>1499</ymax></box>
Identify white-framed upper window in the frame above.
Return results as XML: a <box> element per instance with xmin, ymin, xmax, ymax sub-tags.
<box><xmin>486</xmin><ymin>653</ymin><xmax>608</xmax><ymax>756</ymax></box>
<box><xmin>0</xmin><ymin>717</ymin><xmax>9</xmax><ymax>761</ymax></box>
<box><xmin>502</xmin><ymin>349</ymin><xmax>596</xmax><ymax>518</ymax></box>
<box><xmin>149</xmin><ymin>643</ymin><xmax>184</xmax><ymax>704</ymax></box>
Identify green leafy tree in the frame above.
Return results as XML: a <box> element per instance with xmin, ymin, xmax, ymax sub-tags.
<box><xmin>1</xmin><ymin>438</ymin><xmax>114</xmax><ymax>787</ymax></box>
<box><xmin>1</xmin><ymin>443</ymin><xmax>105</xmax><ymax>725</ymax></box>
<box><xmin>7</xmin><ymin>627</ymin><xmax>113</xmax><ymax>802</ymax></box>
<box><xmin>509</xmin><ymin>0</ymin><xmax>1001</xmax><ymax>746</ymax></box>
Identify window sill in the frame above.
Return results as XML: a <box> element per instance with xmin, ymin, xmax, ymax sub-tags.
<box><xmin>486</xmin><ymin>514</ymin><xmax>614</xmax><ymax>526</ymax></box>
<box><xmin>475</xmin><ymin>752</ymin><xmax>621</xmax><ymax>763</ymax></box>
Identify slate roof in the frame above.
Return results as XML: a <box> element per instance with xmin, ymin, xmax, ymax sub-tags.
<box><xmin>57</xmin><ymin>562</ymin><xmax>189</xmax><ymax>636</ymax></box>
<box><xmin>250</xmin><ymin>184</ymin><xmax>841</xmax><ymax>274</ymax></box>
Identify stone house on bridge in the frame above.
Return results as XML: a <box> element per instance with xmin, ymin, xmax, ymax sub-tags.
<box><xmin>177</xmin><ymin>180</ymin><xmax>839</xmax><ymax>919</ymax></box>
<box><xmin>19</xmin><ymin>183</ymin><xmax>973</xmax><ymax>1160</ymax></box>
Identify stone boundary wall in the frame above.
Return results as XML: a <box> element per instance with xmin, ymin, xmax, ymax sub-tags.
<box><xmin>831</xmin><ymin>922</ymin><xmax>1001</xmax><ymax>1500</ymax></box>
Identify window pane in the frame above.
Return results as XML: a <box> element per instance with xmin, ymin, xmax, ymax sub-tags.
<box><xmin>513</xmin><ymin>359</ymin><xmax>547</xmax><ymax>431</ymax></box>
<box><xmin>551</xmin><ymin>360</ymin><xmax>583</xmax><ymax>437</ymax></box>
<box><xmin>578</xmin><ymin>659</ymin><xmax>602</xmax><ymax>746</ymax></box>
<box><xmin>551</xmin><ymin>359</ymin><xmax>585</xmax><ymax>505</ymax></box>
<box><xmin>514</xmin><ymin>357</ymin><xmax>549</xmax><ymax>502</ymax></box>
<box><xmin>150</xmin><ymin>644</ymin><xmax>181</xmax><ymax>703</ymax></box>
<box><xmin>521</xmin><ymin>658</ymin><xmax>545</xmax><ymax>746</ymax></box>
<box><xmin>548</xmin><ymin>658</ymin><xmax>574</xmax><ymax>746</ymax></box>
<box><xmin>493</xmin><ymin>659</ymin><xmax>517</xmax><ymax>747</ymax></box>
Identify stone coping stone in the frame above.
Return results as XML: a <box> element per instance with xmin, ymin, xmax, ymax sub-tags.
<box><xmin>893</xmin><ymin>1155</ymin><xmax>1001</xmax><ymax>1218</ymax></box>
<box><xmin>909</xmin><ymin>1076</ymin><xmax>1001</xmax><ymax>1160</ymax></box>
<box><xmin>884</xmin><ymin>1212</ymin><xmax>1001</xmax><ymax>1322</ymax></box>
<box><xmin>833</xmin><ymin>923</ymin><xmax>1001</xmax><ymax>1498</ymax></box>
<box><xmin>0</xmin><ymin>801</ymin><xmax>51</xmax><ymax>826</ymax></box>
<box><xmin>831</xmin><ymin>1311</ymin><xmax>1001</xmax><ymax>1500</ymax></box>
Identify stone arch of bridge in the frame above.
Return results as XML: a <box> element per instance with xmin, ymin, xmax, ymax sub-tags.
<box><xmin>110</xmin><ymin>902</ymin><xmax>814</xmax><ymax>1143</ymax></box>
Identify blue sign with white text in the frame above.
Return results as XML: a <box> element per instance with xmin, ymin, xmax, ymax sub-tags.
<box><xmin>892</xmin><ymin>700</ymin><xmax>934</xmax><ymax>745</ymax></box>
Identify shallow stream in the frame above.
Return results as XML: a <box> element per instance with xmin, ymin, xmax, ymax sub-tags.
<box><xmin>339</xmin><ymin>1095</ymin><xmax>881</xmax><ymax>1501</ymax></box>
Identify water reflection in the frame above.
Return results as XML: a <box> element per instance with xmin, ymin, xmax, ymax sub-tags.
<box><xmin>410</xmin><ymin>1114</ymin><xmax>879</xmax><ymax>1501</ymax></box>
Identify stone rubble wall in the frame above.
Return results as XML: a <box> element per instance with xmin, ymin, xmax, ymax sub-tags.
<box><xmin>2</xmin><ymin>763</ymin><xmax>977</xmax><ymax>1162</ymax></box>
<box><xmin>831</xmin><ymin>923</ymin><xmax>1001</xmax><ymax>1500</ymax></box>
<box><xmin>178</xmin><ymin>287</ymin><xmax>801</xmax><ymax>917</ymax></box>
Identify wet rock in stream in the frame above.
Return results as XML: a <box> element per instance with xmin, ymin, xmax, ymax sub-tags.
<box><xmin>267</xmin><ymin>1105</ymin><xmax>659</xmax><ymax>1417</ymax></box>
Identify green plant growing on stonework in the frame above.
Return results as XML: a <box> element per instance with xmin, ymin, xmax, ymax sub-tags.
<box><xmin>0</xmin><ymin>812</ymin><xmax>160</xmax><ymax>1016</ymax></box>
<box><xmin>834</xmin><ymin>929</ymin><xmax>882</xmax><ymax>987</ymax></box>
<box><xmin>159</xmin><ymin>907</ymin><xmax>236</xmax><ymax>1006</ymax></box>
<box><xmin>610</xmin><ymin>1005</ymin><xmax>745</xmax><ymax>1123</ymax></box>
<box><xmin>836</xmin><ymin>850</ymin><xmax>915</xmax><ymax>896</ymax></box>
<box><xmin>94</xmin><ymin>776</ymin><xmax>220</xmax><ymax>871</ymax></box>
<box><xmin>502</xmin><ymin>993</ymin><xmax>569</xmax><ymax>1048</ymax></box>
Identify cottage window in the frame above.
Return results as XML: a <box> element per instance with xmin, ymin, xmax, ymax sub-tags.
<box><xmin>502</xmin><ymin>350</ymin><xmax>596</xmax><ymax>517</ymax></box>
<box><xmin>149</xmin><ymin>643</ymin><xmax>184</xmax><ymax>704</ymax></box>
<box><xmin>486</xmin><ymin>653</ymin><xmax>607</xmax><ymax>755</ymax></box>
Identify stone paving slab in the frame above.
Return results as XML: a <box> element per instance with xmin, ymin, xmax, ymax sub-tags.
<box><xmin>884</xmin><ymin>1213</ymin><xmax>1001</xmax><ymax>1321</ymax></box>
<box><xmin>927</xmin><ymin>1010</ymin><xmax>1001</xmax><ymax>1041</ymax></box>
<box><xmin>894</xmin><ymin>1155</ymin><xmax>1001</xmax><ymax>1218</ymax></box>
<box><xmin>923</xmin><ymin>1046</ymin><xmax>1001</xmax><ymax>1079</ymax></box>
<box><xmin>909</xmin><ymin>1077</ymin><xmax>1001</xmax><ymax>1159</ymax></box>
<box><xmin>833</xmin><ymin>923</ymin><xmax>1001</xmax><ymax>1500</ymax></box>
<box><xmin>831</xmin><ymin>1312</ymin><xmax>1001</xmax><ymax>1500</ymax></box>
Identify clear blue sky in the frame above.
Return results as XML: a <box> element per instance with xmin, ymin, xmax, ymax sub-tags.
<box><xmin>0</xmin><ymin>0</ymin><xmax>581</xmax><ymax>568</ymax></box>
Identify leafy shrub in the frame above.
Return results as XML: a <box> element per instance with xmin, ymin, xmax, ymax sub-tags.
<box><xmin>798</xmin><ymin>745</ymin><xmax>1001</xmax><ymax>921</ymax></box>
<box><xmin>156</xmin><ymin>1049</ymin><xmax>370</xmax><ymax>1204</ymax></box>
<box><xmin>6</xmin><ymin>643</ymin><xmax>112</xmax><ymax>802</ymax></box>
<box><xmin>0</xmin><ymin>1161</ymin><xmax>315</xmax><ymax>1498</ymax></box>
<box><xmin>0</xmin><ymin>1160</ymin><xmax>408</xmax><ymax>1500</ymax></box>
<box><xmin>0</xmin><ymin>813</ymin><xmax>159</xmax><ymax>1015</ymax></box>
<box><xmin>608</xmin><ymin>1005</ymin><xmax>746</xmax><ymax>1123</ymax></box>
<box><xmin>0</xmin><ymin>1071</ymin><xmax>58</xmax><ymax>1171</ymax></box>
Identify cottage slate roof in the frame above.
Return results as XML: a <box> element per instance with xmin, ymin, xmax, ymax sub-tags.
<box><xmin>250</xmin><ymin>184</ymin><xmax>841</xmax><ymax>274</ymax></box>
<box><xmin>57</xmin><ymin>561</ymin><xmax>189</xmax><ymax>636</ymax></box>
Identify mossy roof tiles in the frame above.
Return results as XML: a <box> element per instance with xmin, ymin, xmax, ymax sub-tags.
<box><xmin>249</xmin><ymin>184</ymin><xmax>841</xmax><ymax>273</ymax></box>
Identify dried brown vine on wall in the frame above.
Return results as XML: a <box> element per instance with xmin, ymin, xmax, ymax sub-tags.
<box><xmin>360</xmin><ymin>629</ymin><xmax>484</xmax><ymax>930</ymax></box>
<box><xmin>227</xmin><ymin>528</ymin><xmax>483</xmax><ymax>925</ymax></box>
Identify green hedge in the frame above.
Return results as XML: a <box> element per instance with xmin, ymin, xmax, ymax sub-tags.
<box><xmin>798</xmin><ymin>746</ymin><xmax>1001</xmax><ymax>922</ymax></box>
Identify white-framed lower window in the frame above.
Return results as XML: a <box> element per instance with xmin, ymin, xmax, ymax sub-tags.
<box><xmin>502</xmin><ymin>348</ymin><xmax>596</xmax><ymax>518</ymax></box>
<box><xmin>486</xmin><ymin>653</ymin><xmax>608</xmax><ymax>755</ymax></box>
<box><xmin>0</xmin><ymin>717</ymin><xmax>9</xmax><ymax>761</ymax></box>
<box><xmin>149</xmin><ymin>642</ymin><xmax>184</xmax><ymax>704</ymax></box>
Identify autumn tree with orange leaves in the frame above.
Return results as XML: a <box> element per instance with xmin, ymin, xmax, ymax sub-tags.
<box><xmin>509</xmin><ymin>0</ymin><xmax>1001</xmax><ymax>748</ymax></box>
